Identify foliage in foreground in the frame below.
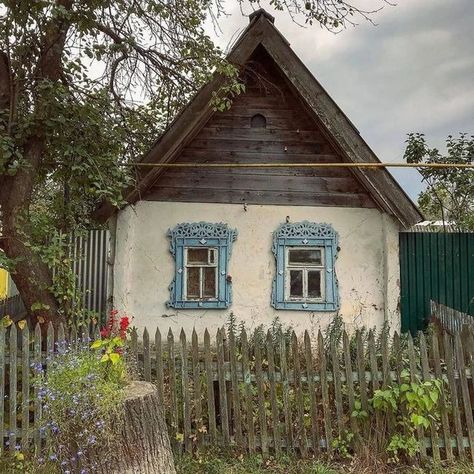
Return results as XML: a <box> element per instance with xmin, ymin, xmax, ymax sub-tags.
<box><xmin>29</xmin><ymin>311</ymin><xmax>130</xmax><ymax>473</ymax></box>
<box><xmin>224</xmin><ymin>315</ymin><xmax>444</xmax><ymax>464</ymax></box>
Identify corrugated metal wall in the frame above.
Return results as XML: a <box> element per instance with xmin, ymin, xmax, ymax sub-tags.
<box><xmin>400</xmin><ymin>232</ymin><xmax>474</xmax><ymax>334</ymax></box>
<box><xmin>71</xmin><ymin>229</ymin><xmax>109</xmax><ymax>317</ymax></box>
<box><xmin>1</xmin><ymin>229</ymin><xmax>109</xmax><ymax>320</ymax></box>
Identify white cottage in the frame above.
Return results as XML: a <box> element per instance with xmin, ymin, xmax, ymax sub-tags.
<box><xmin>97</xmin><ymin>10</ymin><xmax>422</xmax><ymax>336</ymax></box>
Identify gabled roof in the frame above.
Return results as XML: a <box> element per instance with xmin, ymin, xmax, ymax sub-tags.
<box><xmin>96</xmin><ymin>9</ymin><xmax>422</xmax><ymax>228</ymax></box>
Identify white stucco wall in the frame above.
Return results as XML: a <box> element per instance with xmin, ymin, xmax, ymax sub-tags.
<box><xmin>113</xmin><ymin>201</ymin><xmax>401</xmax><ymax>337</ymax></box>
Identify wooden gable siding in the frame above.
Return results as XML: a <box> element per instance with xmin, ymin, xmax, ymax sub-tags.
<box><xmin>146</xmin><ymin>49</ymin><xmax>376</xmax><ymax>209</ymax></box>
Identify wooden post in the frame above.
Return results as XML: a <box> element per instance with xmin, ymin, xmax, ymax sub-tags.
<box><xmin>254</xmin><ymin>335</ymin><xmax>268</xmax><ymax>456</ymax></box>
<box><xmin>241</xmin><ymin>329</ymin><xmax>255</xmax><ymax>454</ymax></box>
<box><xmin>191</xmin><ymin>329</ymin><xmax>203</xmax><ymax>449</ymax></box>
<box><xmin>330</xmin><ymin>335</ymin><xmax>344</xmax><ymax>439</ymax></box>
<box><xmin>266</xmin><ymin>330</ymin><xmax>280</xmax><ymax>455</ymax></box>
<box><xmin>318</xmin><ymin>330</ymin><xmax>332</xmax><ymax>454</ymax></box>
<box><xmin>180</xmin><ymin>330</ymin><xmax>192</xmax><ymax>454</ymax></box>
<box><xmin>0</xmin><ymin>325</ymin><xmax>5</xmax><ymax>454</ymax></box>
<box><xmin>304</xmin><ymin>331</ymin><xmax>320</xmax><ymax>455</ymax></box>
<box><xmin>155</xmin><ymin>328</ymin><xmax>164</xmax><ymax>406</ymax></box>
<box><xmin>356</xmin><ymin>331</ymin><xmax>368</xmax><ymax>436</ymax></box>
<box><xmin>228</xmin><ymin>330</ymin><xmax>242</xmax><ymax>447</ymax></box>
<box><xmin>33</xmin><ymin>324</ymin><xmax>42</xmax><ymax>453</ymax></box>
<box><xmin>21</xmin><ymin>325</ymin><xmax>30</xmax><ymax>450</ymax></box>
<box><xmin>217</xmin><ymin>329</ymin><xmax>230</xmax><ymax>445</ymax></box>
<box><xmin>143</xmin><ymin>328</ymin><xmax>151</xmax><ymax>382</ymax></box>
<box><xmin>368</xmin><ymin>330</ymin><xmax>382</xmax><ymax>447</ymax></box>
<box><xmin>454</xmin><ymin>333</ymin><xmax>474</xmax><ymax>461</ymax></box>
<box><xmin>167</xmin><ymin>329</ymin><xmax>178</xmax><ymax>451</ymax></box>
<box><xmin>443</xmin><ymin>331</ymin><xmax>464</xmax><ymax>460</ymax></box>
<box><xmin>291</xmin><ymin>332</ymin><xmax>307</xmax><ymax>457</ymax></box>
<box><xmin>204</xmin><ymin>329</ymin><xmax>217</xmax><ymax>444</ymax></box>
<box><xmin>431</xmin><ymin>330</ymin><xmax>453</xmax><ymax>461</ymax></box>
<box><xmin>279</xmin><ymin>332</ymin><xmax>293</xmax><ymax>452</ymax></box>
<box><xmin>419</xmin><ymin>332</ymin><xmax>440</xmax><ymax>461</ymax></box>
<box><xmin>342</xmin><ymin>331</ymin><xmax>358</xmax><ymax>442</ymax></box>
<box><xmin>9</xmin><ymin>324</ymin><xmax>17</xmax><ymax>453</ymax></box>
<box><xmin>407</xmin><ymin>333</ymin><xmax>426</xmax><ymax>460</ymax></box>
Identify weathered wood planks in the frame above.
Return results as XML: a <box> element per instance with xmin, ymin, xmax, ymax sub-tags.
<box><xmin>0</xmin><ymin>322</ymin><xmax>473</xmax><ymax>462</ymax></box>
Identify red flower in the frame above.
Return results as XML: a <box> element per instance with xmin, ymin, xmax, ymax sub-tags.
<box><xmin>119</xmin><ymin>316</ymin><xmax>130</xmax><ymax>339</ymax></box>
<box><xmin>120</xmin><ymin>316</ymin><xmax>129</xmax><ymax>330</ymax></box>
<box><xmin>98</xmin><ymin>310</ymin><xmax>132</xmax><ymax>340</ymax></box>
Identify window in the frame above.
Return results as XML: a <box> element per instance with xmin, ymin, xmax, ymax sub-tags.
<box><xmin>185</xmin><ymin>248</ymin><xmax>217</xmax><ymax>300</ymax></box>
<box><xmin>272</xmin><ymin>221</ymin><xmax>339</xmax><ymax>311</ymax></box>
<box><xmin>286</xmin><ymin>248</ymin><xmax>324</xmax><ymax>301</ymax></box>
<box><xmin>167</xmin><ymin>222</ymin><xmax>237</xmax><ymax>309</ymax></box>
<box><xmin>250</xmin><ymin>113</ymin><xmax>266</xmax><ymax>128</ymax></box>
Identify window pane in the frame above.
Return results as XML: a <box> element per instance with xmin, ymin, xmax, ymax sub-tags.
<box><xmin>307</xmin><ymin>271</ymin><xmax>322</xmax><ymax>298</ymax></box>
<box><xmin>186</xmin><ymin>267</ymin><xmax>200</xmax><ymax>298</ymax></box>
<box><xmin>289</xmin><ymin>270</ymin><xmax>303</xmax><ymax>298</ymax></box>
<box><xmin>289</xmin><ymin>249</ymin><xmax>322</xmax><ymax>265</ymax></box>
<box><xmin>203</xmin><ymin>267</ymin><xmax>216</xmax><ymax>298</ymax></box>
<box><xmin>209</xmin><ymin>249</ymin><xmax>216</xmax><ymax>264</ymax></box>
<box><xmin>187</xmin><ymin>248</ymin><xmax>209</xmax><ymax>264</ymax></box>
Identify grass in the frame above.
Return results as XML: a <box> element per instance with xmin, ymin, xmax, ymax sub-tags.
<box><xmin>174</xmin><ymin>450</ymin><xmax>474</xmax><ymax>474</ymax></box>
<box><xmin>175</xmin><ymin>450</ymin><xmax>337</xmax><ymax>474</ymax></box>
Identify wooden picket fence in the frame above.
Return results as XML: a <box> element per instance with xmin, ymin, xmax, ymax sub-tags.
<box><xmin>2</xmin><ymin>322</ymin><xmax>474</xmax><ymax>462</ymax></box>
<box><xmin>431</xmin><ymin>300</ymin><xmax>474</xmax><ymax>334</ymax></box>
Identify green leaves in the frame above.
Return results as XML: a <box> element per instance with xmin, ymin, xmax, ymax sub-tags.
<box><xmin>210</xmin><ymin>63</ymin><xmax>246</xmax><ymax>112</ymax></box>
<box><xmin>404</xmin><ymin>132</ymin><xmax>474</xmax><ymax>231</ymax></box>
<box><xmin>90</xmin><ymin>339</ymin><xmax>104</xmax><ymax>350</ymax></box>
<box><xmin>351</xmin><ymin>399</ymin><xmax>368</xmax><ymax>420</ymax></box>
<box><xmin>91</xmin><ymin>336</ymin><xmax>124</xmax><ymax>365</ymax></box>
<box><xmin>410</xmin><ymin>413</ymin><xmax>430</xmax><ymax>429</ymax></box>
<box><xmin>370</xmin><ymin>371</ymin><xmax>444</xmax><ymax>461</ymax></box>
<box><xmin>31</xmin><ymin>302</ymin><xmax>51</xmax><ymax>312</ymax></box>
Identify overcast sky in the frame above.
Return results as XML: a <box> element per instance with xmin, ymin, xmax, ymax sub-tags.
<box><xmin>207</xmin><ymin>0</ymin><xmax>474</xmax><ymax>201</ymax></box>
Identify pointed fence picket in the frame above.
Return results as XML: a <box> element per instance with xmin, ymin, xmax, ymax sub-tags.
<box><xmin>0</xmin><ymin>325</ymin><xmax>5</xmax><ymax>455</ymax></box>
<box><xmin>1</xmin><ymin>322</ymin><xmax>474</xmax><ymax>461</ymax></box>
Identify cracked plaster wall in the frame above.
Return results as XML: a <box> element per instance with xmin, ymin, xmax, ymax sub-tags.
<box><xmin>113</xmin><ymin>201</ymin><xmax>401</xmax><ymax>337</ymax></box>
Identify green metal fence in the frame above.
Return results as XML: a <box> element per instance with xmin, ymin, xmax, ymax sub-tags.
<box><xmin>400</xmin><ymin>232</ymin><xmax>474</xmax><ymax>334</ymax></box>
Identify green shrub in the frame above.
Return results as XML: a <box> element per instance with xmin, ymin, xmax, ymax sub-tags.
<box><xmin>370</xmin><ymin>369</ymin><xmax>443</xmax><ymax>462</ymax></box>
<box><xmin>33</xmin><ymin>313</ymin><xmax>130</xmax><ymax>473</ymax></box>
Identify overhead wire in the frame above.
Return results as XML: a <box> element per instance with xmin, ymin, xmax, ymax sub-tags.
<box><xmin>120</xmin><ymin>162</ymin><xmax>474</xmax><ymax>169</ymax></box>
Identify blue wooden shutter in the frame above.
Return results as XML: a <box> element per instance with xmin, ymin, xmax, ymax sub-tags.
<box><xmin>271</xmin><ymin>221</ymin><xmax>339</xmax><ymax>311</ymax></box>
<box><xmin>167</xmin><ymin>223</ymin><xmax>237</xmax><ymax>309</ymax></box>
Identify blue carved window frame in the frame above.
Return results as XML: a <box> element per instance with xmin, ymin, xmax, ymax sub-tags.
<box><xmin>167</xmin><ymin>222</ymin><xmax>237</xmax><ymax>309</ymax></box>
<box><xmin>271</xmin><ymin>221</ymin><xmax>339</xmax><ymax>311</ymax></box>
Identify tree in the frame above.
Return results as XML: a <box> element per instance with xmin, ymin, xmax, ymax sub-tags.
<box><xmin>404</xmin><ymin>133</ymin><xmax>474</xmax><ymax>231</ymax></box>
<box><xmin>0</xmin><ymin>0</ymin><xmax>390</xmax><ymax>327</ymax></box>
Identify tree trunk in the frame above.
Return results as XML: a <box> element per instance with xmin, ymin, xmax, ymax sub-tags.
<box><xmin>4</xmin><ymin>243</ymin><xmax>60</xmax><ymax>326</ymax></box>
<box><xmin>96</xmin><ymin>381</ymin><xmax>176</xmax><ymax>474</ymax></box>
<box><xmin>1</xmin><ymin>207</ymin><xmax>61</xmax><ymax>327</ymax></box>
<box><xmin>0</xmin><ymin>1</ymin><xmax>72</xmax><ymax>328</ymax></box>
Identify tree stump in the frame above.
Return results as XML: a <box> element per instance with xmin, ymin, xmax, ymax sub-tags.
<box><xmin>96</xmin><ymin>381</ymin><xmax>176</xmax><ymax>474</ymax></box>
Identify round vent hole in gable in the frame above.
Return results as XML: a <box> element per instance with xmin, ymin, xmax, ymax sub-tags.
<box><xmin>250</xmin><ymin>114</ymin><xmax>266</xmax><ymax>128</ymax></box>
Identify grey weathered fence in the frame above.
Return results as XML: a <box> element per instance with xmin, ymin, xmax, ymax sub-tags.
<box><xmin>431</xmin><ymin>300</ymin><xmax>474</xmax><ymax>334</ymax></box>
<box><xmin>2</xmin><ymin>323</ymin><xmax>474</xmax><ymax>462</ymax></box>
<box><xmin>0</xmin><ymin>295</ymin><xmax>26</xmax><ymax>320</ymax></box>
